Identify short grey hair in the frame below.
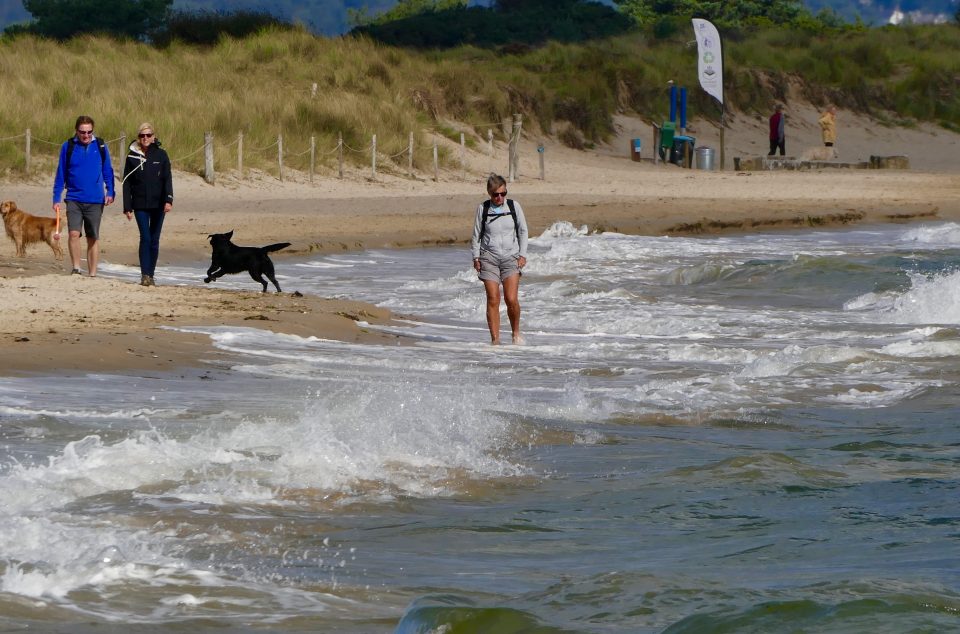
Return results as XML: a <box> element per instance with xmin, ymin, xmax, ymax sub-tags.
<box><xmin>486</xmin><ymin>173</ymin><xmax>506</xmax><ymax>193</ymax></box>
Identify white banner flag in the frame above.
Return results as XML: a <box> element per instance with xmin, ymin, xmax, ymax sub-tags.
<box><xmin>692</xmin><ymin>18</ymin><xmax>723</xmax><ymax>105</ymax></box>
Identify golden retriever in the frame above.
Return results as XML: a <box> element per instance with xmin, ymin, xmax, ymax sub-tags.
<box><xmin>0</xmin><ymin>200</ymin><xmax>63</xmax><ymax>259</ymax></box>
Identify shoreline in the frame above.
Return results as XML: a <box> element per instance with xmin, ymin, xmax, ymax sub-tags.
<box><xmin>1</xmin><ymin>132</ymin><xmax>958</xmax><ymax>377</ymax></box>
<box><xmin>0</xmin><ymin>273</ymin><xmax>400</xmax><ymax>378</ymax></box>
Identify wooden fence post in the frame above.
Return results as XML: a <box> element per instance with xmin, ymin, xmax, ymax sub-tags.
<box><xmin>538</xmin><ymin>141</ymin><xmax>545</xmax><ymax>180</ymax></box>
<box><xmin>278</xmin><ymin>134</ymin><xmax>283</xmax><ymax>181</ymax></box>
<box><xmin>338</xmin><ymin>132</ymin><xmax>344</xmax><ymax>179</ymax></box>
<box><xmin>408</xmin><ymin>131</ymin><xmax>414</xmax><ymax>178</ymax></box>
<box><xmin>238</xmin><ymin>131</ymin><xmax>243</xmax><ymax>178</ymax></box>
<box><xmin>487</xmin><ymin>129</ymin><xmax>493</xmax><ymax>156</ymax></box>
<box><xmin>509</xmin><ymin>113</ymin><xmax>522</xmax><ymax>182</ymax></box>
<box><xmin>204</xmin><ymin>131</ymin><xmax>215</xmax><ymax>185</ymax></box>
<box><xmin>116</xmin><ymin>133</ymin><xmax>125</xmax><ymax>184</ymax></box>
<box><xmin>433</xmin><ymin>140</ymin><xmax>438</xmax><ymax>182</ymax></box>
<box><xmin>460</xmin><ymin>132</ymin><xmax>466</xmax><ymax>181</ymax></box>
<box><xmin>371</xmin><ymin>134</ymin><xmax>377</xmax><ymax>180</ymax></box>
<box><xmin>310</xmin><ymin>135</ymin><xmax>315</xmax><ymax>183</ymax></box>
<box><xmin>652</xmin><ymin>124</ymin><xmax>659</xmax><ymax>166</ymax></box>
<box><xmin>24</xmin><ymin>128</ymin><xmax>30</xmax><ymax>173</ymax></box>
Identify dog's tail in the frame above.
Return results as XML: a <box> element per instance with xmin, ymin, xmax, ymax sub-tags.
<box><xmin>262</xmin><ymin>242</ymin><xmax>292</xmax><ymax>253</ymax></box>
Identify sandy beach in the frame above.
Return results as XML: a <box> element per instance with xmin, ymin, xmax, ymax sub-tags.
<box><xmin>2</xmin><ymin>107</ymin><xmax>958</xmax><ymax>376</ymax></box>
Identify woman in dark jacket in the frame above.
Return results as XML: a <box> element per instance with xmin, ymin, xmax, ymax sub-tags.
<box><xmin>122</xmin><ymin>122</ymin><xmax>173</xmax><ymax>286</ymax></box>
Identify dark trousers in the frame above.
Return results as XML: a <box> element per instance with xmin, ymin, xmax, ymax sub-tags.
<box><xmin>768</xmin><ymin>139</ymin><xmax>785</xmax><ymax>156</ymax></box>
<box><xmin>134</xmin><ymin>208</ymin><xmax>166</xmax><ymax>276</ymax></box>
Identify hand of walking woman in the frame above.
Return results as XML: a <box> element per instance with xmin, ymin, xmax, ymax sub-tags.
<box><xmin>124</xmin><ymin>210</ymin><xmax>133</xmax><ymax>222</ymax></box>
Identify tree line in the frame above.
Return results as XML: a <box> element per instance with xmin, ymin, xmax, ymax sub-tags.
<box><xmin>5</xmin><ymin>0</ymin><xmax>291</xmax><ymax>44</ymax></box>
<box><xmin>8</xmin><ymin>0</ymin><xmax>958</xmax><ymax>47</ymax></box>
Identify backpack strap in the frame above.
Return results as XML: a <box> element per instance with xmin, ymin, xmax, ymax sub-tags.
<box><xmin>507</xmin><ymin>199</ymin><xmax>520</xmax><ymax>246</ymax></box>
<box><xmin>478</xmin><ymin>198</ymin><xmax>520</xmax><ymax>248</ymax></box>
<box><xmin>65</xmin><ymin>137</ymin><xmax>106</xmax><ymax>168</ymax></box>
<box><xmin>479</xmin><ymin>199</ymin><xmax>491</xmax><ymax>244</ymax></box>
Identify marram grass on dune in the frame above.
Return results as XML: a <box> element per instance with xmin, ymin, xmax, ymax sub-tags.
<box><xmin>0</xmin><ymin>30</ymin><xmax>460</xmax><ymax>175</ymax></box>
<box><xmin>0</xmin><ymin>23</ymin><xmax>957</xmax><ymax>176</ymax></box>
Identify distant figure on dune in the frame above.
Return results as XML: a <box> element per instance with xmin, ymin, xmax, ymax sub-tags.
<box><xmin>768</xmin><ymin>104</ymin><xmax>785</xmax><ymax>157</ymax></box>
<box><xmin>818</xmin><ymin>105</ymin><xmax>837</xmax><ymax>156</ymax></box>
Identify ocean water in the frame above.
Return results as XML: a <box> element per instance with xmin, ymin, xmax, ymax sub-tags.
<box><xmin>2</xmin><ymin>221</ymin><xmax>960</xmax><ymax>632</ymax></box>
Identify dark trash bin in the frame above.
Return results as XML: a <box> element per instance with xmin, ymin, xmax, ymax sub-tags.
<box><xmin>670</xmin><ymin>135</ymin><xmax>695</xmax><ymax>168</ymax></box>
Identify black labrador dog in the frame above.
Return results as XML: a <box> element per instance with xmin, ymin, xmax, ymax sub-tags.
<box><xmin>203</xmin><ymin>230</ymin><xmax>291</xmax><ymax>293</ymax></box>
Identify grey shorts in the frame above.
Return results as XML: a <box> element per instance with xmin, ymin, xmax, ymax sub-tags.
<box><xmin>478</xmin><ymin>251</ymin><xmax>522</xmax><ymax>283</ymax></box>
<box><xmin>66</xmin><ymin>201</ymin><xmax>104</xmax><ymax>239</ymax></box>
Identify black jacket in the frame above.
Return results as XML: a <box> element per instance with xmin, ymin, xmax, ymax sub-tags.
<box><xmin>122</xmin><ymin>141</ymin><xmax>173</xmax><ymax>211</ymax></box>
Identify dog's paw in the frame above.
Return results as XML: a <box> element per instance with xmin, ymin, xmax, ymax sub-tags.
<box><xmin>203</xmin><ymin>277</ymin><xmax>212</xmax><ymax>283</ymax></box>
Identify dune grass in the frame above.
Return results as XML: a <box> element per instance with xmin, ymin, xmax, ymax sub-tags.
<box><xmin>0</xmin><ymin>23</ymin><xmax>957</xmax><ymax>178</ymax></box>
<box><xmin>0</xmin><ymin>29</ymin><xmax>449</xmax><ymax>177</ymax></box>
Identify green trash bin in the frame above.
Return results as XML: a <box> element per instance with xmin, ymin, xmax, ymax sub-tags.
<box><xmin>658</xmin><ymin>122</ymin><xmax>676</xmax><ymax>161</ymax></box>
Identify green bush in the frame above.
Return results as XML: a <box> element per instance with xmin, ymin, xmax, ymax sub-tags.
<box><xmin>152</xmin><ymin>9</ymin><xmax>296</xmax><ymax>47</ymax></box>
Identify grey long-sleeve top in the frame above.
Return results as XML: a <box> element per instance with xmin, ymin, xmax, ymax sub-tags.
<box><xmin>470</xmin><ymin>199</ymin><xmax>529</xmax><ymax>259</ymax></box>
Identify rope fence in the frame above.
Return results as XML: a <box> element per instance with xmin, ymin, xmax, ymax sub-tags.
<box><xmin>0</xmin><ymin>114</ymin><xmax>547</xmax><ymax>186</ymax></box>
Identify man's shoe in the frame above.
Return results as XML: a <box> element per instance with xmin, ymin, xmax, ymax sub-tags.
<box><xmin>140</xmin><ymin>275</ymin><xmax>150</xmax><ymax>286</ymax></box>
<box><xmin>71</xmin><ymin>268</ymin><xmax>81</xmax><ymax>275</ymax></box>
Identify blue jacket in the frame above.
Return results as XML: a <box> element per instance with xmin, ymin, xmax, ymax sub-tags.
<box><xmin>52</xmin><ymin>135</ymin><xmax>115</xmax><ymax>204</ymax></box>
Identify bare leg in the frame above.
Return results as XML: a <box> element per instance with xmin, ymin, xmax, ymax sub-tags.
<box><xmin>502</xmin><ymin>273</ymin><xmax>522</xmax><ymax>342</ymax></box>
<box><xmin>483</xmin><ymin>279</ymin><xmax>502</xmax><ymax>344</ymax></box>
<box><xmin>86</xmin><ymin>237</ymin><xmax>99</xmax><ymax>276</ymax></box>
<box><xmin>68</xmin><ymin>230</ymin><xmax>82</xmax><ymax>271</ymax></box>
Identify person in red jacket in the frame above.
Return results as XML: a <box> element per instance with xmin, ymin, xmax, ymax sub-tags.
<box><xmin>768</xmin><ymin>104</ymin><xmax>785</xmax><ymax>157</ymax></box>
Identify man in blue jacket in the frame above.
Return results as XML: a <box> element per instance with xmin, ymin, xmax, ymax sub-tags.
<box><xmin>52</xmin><ymin>115</ymin><xmax>115</xmax><ymax>277</ymax></box>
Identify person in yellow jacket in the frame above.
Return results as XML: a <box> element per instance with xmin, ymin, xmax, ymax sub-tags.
<box><xmin>818</xmin><ymin>105</ymin><xmax>837</xmax><ymax>149</ymax></box>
